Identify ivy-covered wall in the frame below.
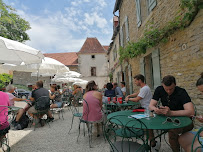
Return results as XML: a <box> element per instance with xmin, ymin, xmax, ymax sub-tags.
<box><xmin>115</xmin><ymin>0</ymin><xmax>203</xmax><ymax>124</ymax></box>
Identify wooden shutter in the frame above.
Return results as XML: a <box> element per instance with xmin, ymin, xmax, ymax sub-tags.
<box><xmin>140</xmin><ymin>58</ymin><xmax>145</xmax><ymax>76</ymax></box>
<box><xmin>135</xmin><ymin>0</ymin><xmax>141</xmax><ymax>27</ymax></box>
<box><xmin>152</xmin><ymin>49</ymin><xmax>161</xmax><ymax>89</ymax></box>
<box><xmin>120</xmin><ymin>26</ymin><xmax>124</xmax><ymax>47</ymax></box>
<box><xmin>125</xmin><ymin>16</ymin><xmax>130</xmax><ymax>42</ymax></box>
<box><xmin>148</xmin><ymin>0</ymin><xmax>157</xmax><ymax>12</ymax></box>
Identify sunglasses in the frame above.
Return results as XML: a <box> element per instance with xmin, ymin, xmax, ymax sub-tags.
<box><xmin>162</xmin><ymin>117</ymin><xmax>181</xmax><ymax>126</ymax></box>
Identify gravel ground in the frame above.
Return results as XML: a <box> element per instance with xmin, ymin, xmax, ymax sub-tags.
<box><xmin>6</xmin><ymin>102</ymin><xmax>174</xmax><ymax>152</ymax></box>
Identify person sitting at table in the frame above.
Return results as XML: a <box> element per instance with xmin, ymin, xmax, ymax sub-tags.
<box><xmin>149</xmin><ymin>75</ymin><xmax>195</xmax><ymax>152</ymax></box>
<box><xmin>179</xmin><ymin>73</ymin><xmax>203</xmax><ymax>152</ymax></box>
<box><xmin>104</xmin><ymin>83</ymin><xmax>116</xmax><ymax>97</ymax></box>
<box><xmin>113</xmin><ymin>83</ymin><xmax>123</xmax><ymax>97</ymax></box>
<box><xmin>5</xmin><ymin>85</ymin><xmax>25</xmax><ymax>128</ymax></box>
<box><xmin>28</xmin><ymin>81</ymin><xmax>54</xmax><ymax>123</ymax></box>
<box><xmin>125</xmin><ymin>74</ymin><xmax>157</xmax><ymax>150</ymax></box>
<box><xmin>83</xmin><ymin>81</ymin><xmax>103</xmax><ymax>137</ymax></box>
<box><xmin>120</xmin><ymin>81</ymin><xmax>126</xmax><ymax>97</ymax></box>
<box><xmin>0</xmin><ymin>91</ymin><xmax>10</xmax><ymax>142</ymax></box>
<box><xmin>49</xmin><ymin>85</ymin><xmax>62</xmax><ymax>108</ymax></box>
<box><xmin>72</xmin><ymin>85</ymin><xmax>83</xmax><ymax>105</ymax></box>
<box><xmin>125</xmin><ymin>74</ymin><xmax>152</xmax><ymax>109</ymax></box>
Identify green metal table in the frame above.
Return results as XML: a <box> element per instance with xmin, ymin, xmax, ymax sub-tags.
<box><xmin>107</xmin><ymin>110</ymin><xmax>192</xmax><ymax>150</ymax></box>
<box><xmin>107</xmin><ymin>110</ymin><xmax>192</xmax><ymax>130</ymax></box>
<box><xmin>104</xmin><ymin>101</ymin><xmax>141</xmax><ymax>112</ymax></box>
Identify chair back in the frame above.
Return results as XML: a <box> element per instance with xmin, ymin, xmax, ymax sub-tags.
<box><xmin>82</xmin><ymin>99</ymin><xmax>89</xmax><ymax>122</ymax></box>
<box><xmin>104</xmin><ymin>115</ymin><xmax>149</xmax><ymax>152</ymax></box>
<box><xmin>35</xmin><ymin>96</ymin><xmax>50</xmax><ymax>111</ymax></box>
<box><xmin>191</xmin><ymin>127</ymin><xmax>203</xmax><ymax>152</ymax></box>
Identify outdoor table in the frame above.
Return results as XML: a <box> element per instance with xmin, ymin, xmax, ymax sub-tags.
<box><xmin>107</xmin><ymin>110</ymin><xmax>192</xmax><ymax>130</ymax></box>
<box><xmin>107</xmin><ymin>110</ymin><xmax>192</xmax><ymax>149</ymax></box>
<box><xmin>104</xmin><ymin>101</ymin><xmax>141</xmax><ymax>112</ymax></box>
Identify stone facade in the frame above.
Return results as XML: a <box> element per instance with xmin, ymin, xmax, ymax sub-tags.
<box><xmin>109</xmin><ymin>0</ymin><xmax>203</xmax><ymax>120</ymax></box>
<box><xmin>13</xmin><ymin>71</ymin><xmax>52</xmax><ymax>89</ymax></box>
<box><xmin>78</xmin><ymin>53</ymin><xmax>109</xmax><ymax>89</ymax></box>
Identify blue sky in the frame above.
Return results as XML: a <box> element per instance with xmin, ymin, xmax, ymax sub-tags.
<box><xmin>4</xmin><ymin>0</ymin><xmax>116</xmax><ymax>53</ymax></box>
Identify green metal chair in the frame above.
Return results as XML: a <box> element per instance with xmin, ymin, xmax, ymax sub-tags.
<box><xmin>104</xmin><ymin>115</ymin><xmax>150</xmax><ymax>152</ymax></box>
<box><xmin>191</xmin><ymin>127</ymin><xmax>203</xmax><ymax>152</ymax></box>
<box><xmin>68</xmin><ymin>96</ymin><xmax>83</xmax><ymax>134</ymax></box>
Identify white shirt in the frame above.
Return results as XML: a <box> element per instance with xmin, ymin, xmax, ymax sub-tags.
<box><xmin>138</xmin><ymin>85</ymin><xmax>152</xmax><ymax>109</ymax></box>
<box><xmin>121</xmin><ymin>87</ymin><xmax>126</xmax><ymax>93</ymax></box>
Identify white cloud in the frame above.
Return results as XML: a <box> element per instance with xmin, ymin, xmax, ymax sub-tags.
<box><xmin>9</xmin><ymin>0</ymin><xmax>113</xmax><ymax>53</ymax></box>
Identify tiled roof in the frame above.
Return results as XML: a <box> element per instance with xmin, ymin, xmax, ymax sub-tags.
<box><xmin>103</xmin><ymin>45</ymin><xmax>109</xmax><ymax>51</ymax></box>
<box><xmin>78</xmin><ymin>38</ymin><xmax>107</xmax><ymax>54</ymax></box>
<box><xmin>44</xmin><ymin>52</ymin><xmax>78</xmax><ymax>66</ymax></box>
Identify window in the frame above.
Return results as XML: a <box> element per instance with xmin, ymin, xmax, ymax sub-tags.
<box><xmin>148</xmin><ymin>0</ymin><xmax>157</xmax><ymax>12</ymax></box>
<box><xmin>91</xmin><ymin>67</ymin><xmax>96</xmax><ymax>76</ymax></box>
<box><xmin>91</xmin><ymin>55</ymin><xmax>95</xmax><ymax>59</ymax></box>
<box><xmin>140</xmin><ymin>49</ymin><xmax>161</xmax><ymax>89</ymax></box>
<box><xmin>120</xmin><ymin>16</ymin><xmax>130</xmax><ymax>47</ymax></box>
<box><xmin>135</xmin><ymin>0</ymin><xmax>142</xmax><ymax>27</ymax></box>
<box><xmin>113</xmin><ymin>45</ymin><xmax>117</xmax><ymax>61</ymax></box>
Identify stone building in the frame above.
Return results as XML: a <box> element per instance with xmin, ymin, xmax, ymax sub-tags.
<box><xmin>108</xmin><ymin>0</ymin><xmax>203</xmax><ymax>114</ymax></box>
<box><xmin>78</xmin><ymin>37</ymin><xmax>109</xmax><ymax>89</ymax></box>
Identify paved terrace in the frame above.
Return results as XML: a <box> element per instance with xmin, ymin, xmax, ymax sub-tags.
<box><xmin>7</xmin><ymin>102</ymin><xmax>172</xmax><ymax>152</ymax></box>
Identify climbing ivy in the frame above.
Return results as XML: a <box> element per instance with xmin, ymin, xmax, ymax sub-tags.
<box><xmin>119</xmin><ymin>0</ymin><xmax>202</xmax><ymax>63</ymax></box>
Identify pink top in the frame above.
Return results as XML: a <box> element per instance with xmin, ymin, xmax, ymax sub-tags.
<box><xmin>0</xmin><ymin>91</ymin><xmax>10</xmax><ymax>130</ymax></box>
<box><xmin>83</xmin><ymin>91</ymin><xmax>102</xmax><ymax>122</ymax></box>
<box><xmin>6</xmin><ymin>92</ymin><xmax>15</xmax><ymax>106</ymax></box>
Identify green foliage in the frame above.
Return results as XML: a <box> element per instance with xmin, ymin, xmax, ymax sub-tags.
<box><xmin>119</xmin><ymin>0</ymin><xmax>202</xmax><ymax>62</ymax></box>
<box><xmin>0</xmin><ymin>0</ymin><xmax>31</xmax><ymax>42</ymax></box>
<box><xmin>13</xmin><ymin>84</ymin><xmax>30</xmax><ymax>91</ymax></box>
<box><xmin>0</xmin><ymin>73</ymin><xmax>13</xmax><ymax>89</ymax></box>
<box><xmin>108</xmin><ymin>72</ymin><xmax>113</xmax><ymax>82</ymax></box>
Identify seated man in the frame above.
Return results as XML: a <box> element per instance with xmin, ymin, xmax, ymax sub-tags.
<box><xmin>113</xmin><ymin>83</ymin><xmax>123</xmax><ymax>97</ymax></box>
<box><xmin>0</xmin><ymin>91</ymin><xmax>10</xmax><ymax>141</ymax></box>
<box><xmin>28</xmin><ymin>81</ymin><xmax>54</xmax><ymax>123</ymax></box>
<box><xmin>149</xmin><ymin>75</ymin><xmax>194</xmax><ymax>152</ymax></box>
<box><xmin>5</xmin><ymin>85</ymin><xmax>25</xmax><ymax>128</ymax></box>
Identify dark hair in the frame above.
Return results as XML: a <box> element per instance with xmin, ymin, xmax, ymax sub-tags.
<box><xmin>36</xmin><ymin>80</ymin><xmax>43</xmax><ymax>88</ymax></box>
<box><xmin>50</xmin><ymin>85</ymin><xmax>57</xmax><ymax>91</ymax></box>
<box><xmin>134</xmin><ymin>74</ymin><xmax>145</xmax><ymax>83</ymax></box>
<box><xmin>121</xmin><ymin>81</ymin><xmax>125</xmax><ymax>86</ymax></box>
<box><xmin>106</xmin><ymin>83</ymin><xmax>113</xmax><ymax>90</ymax></box>
<box><xmin>86</xmin><ymin>81</ymin><xmax>96</xmax><ymax>92</ymax></box>
<box><xmin>162</xmin><ymin>75</ymin><xmax>176</xmax><ymax>86</ymax></box>
<box><xmin>113</xmin><ymin>83</ymin><xmax>118</xmax><ymax>86</ymax></box>
<box><xmin>196</xmin><ymin>72</ymin><xmax>203</xmax><ymax>86</ymax></box>
<box><xmin>56</xmin><ymin>85</ymin><xmax>60</xmax><ymax>89</ymax></box>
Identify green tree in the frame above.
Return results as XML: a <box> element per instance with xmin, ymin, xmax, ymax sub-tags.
<box><xmin>0</xmin><ymin>0</ymin><xmax>31</xmax><ymax>42</ymax></box>
<box><xmin>0</xmin><ymin>73</ymin><xmax>13</xmax><ymax>90</ymax></box>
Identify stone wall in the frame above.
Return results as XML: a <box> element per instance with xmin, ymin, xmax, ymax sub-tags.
<box><xmin>115</xmin><ymin>0</ymin><xmax>203</xmax><ymax>121</ymax></box>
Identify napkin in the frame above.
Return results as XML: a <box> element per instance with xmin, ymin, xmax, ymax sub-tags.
<box><xmin>132</xmin><ymin>109</ymin><xmax>145</xmax><ymax>112</ymax></box>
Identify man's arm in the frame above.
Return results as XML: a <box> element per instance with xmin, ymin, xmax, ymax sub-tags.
<box><xmin>127</xmin><ymin>92</ymin><xmax>139</xmax><ymax>98</ymax></box>
<box><xmin>13</xmin><ymin>97</ymin><xmax>24</xmax><ymax>102</ymax></box>
<box><xmin>153</xmin><ymin>102</ymin><xmax>195</xmax><ymax>117</ymax></box>
<box><xmin>128</xmin><ymin>96</ymin><xmax>143</xmax><ymax>102</ymax></box>
<box><xmin>149</xmin><ymin>99</ymin><xmax>158</xmax><ymax>111</ymax></box>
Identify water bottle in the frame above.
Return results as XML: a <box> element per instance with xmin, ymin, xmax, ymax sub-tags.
<box><xmin>144</xmin><ymin>107</ymin><xmax>150</xmax><ymax>118</ymax></box>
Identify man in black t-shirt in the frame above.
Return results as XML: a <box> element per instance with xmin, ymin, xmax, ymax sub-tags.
<box><xmin>28</xmin><ymin>81</ymin><xmax>54</xmax><ymax>121</ymax></box>
<box><xmin>149</xmin><ymin>75</ymin><xmax>194</xmax><ymax>152</ymax></box>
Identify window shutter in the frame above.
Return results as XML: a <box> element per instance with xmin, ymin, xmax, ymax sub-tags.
<box><xmin>120</xmin><ymin>26</ymin><xmax>124</xmax><ymax>47</ymax></box>
<box><xmin>140</xmin><ymin>58</ymin><xmax>145</xmax><ymax>76</ymax></box>
<box><xmin>152</xmin><ymin>49</ymin><xmax>161</xmax><ymax>89</ymax></box>
<box><xmin>125</xmin><ymin>16</ymin><xmax>130</xmax><ymax>42</ymax></box>
<box><xmin>135</xmin><ymin>0</ymin><xmax>141</xmax><ymax>27</ymax></box>
<box><xmin>148</xmin><ymin>0</ymin><xmax>157</xmax><ymax>12</ymax></box>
